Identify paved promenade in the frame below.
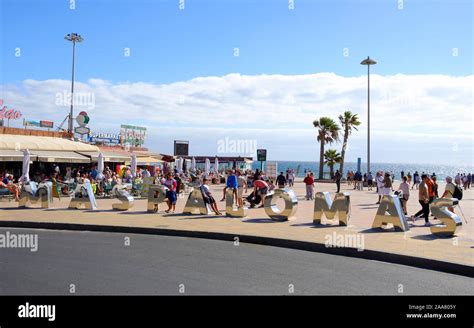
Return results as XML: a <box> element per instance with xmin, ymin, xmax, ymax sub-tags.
<box><xmin>0</xmin><ymin>179</ymin><xmax>472</xmax><ymax>273</ymax></box>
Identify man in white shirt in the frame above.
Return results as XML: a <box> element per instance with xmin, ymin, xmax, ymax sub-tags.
<box><xmin>376</xmin><ymin>171</ymin><xmax>384</xmax><ymax>204</ymax></box>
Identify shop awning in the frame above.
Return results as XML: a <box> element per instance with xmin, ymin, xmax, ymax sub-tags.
<box><xmin>30</xmin><ymin>150</ymin><xmax>91</xmax><ymax>163</ymax></box>
<box><xmin>0</xmin><ymin>134</ymin><xmax>99</xmax><ymax>152</ymax></box>
<box><xmin>135</xmin><ymin>156</ymin><xmax>164</xmax><ymax>165</ymax></box>
<box><xmin>79</xmin><ymin>151</ymin><xmax>130</xmax><ymax>163</ymax></box>
<box><xmin>0</xmin><ymin>150</ymin><xmax>31</xmax><ymax>162</ymax></box>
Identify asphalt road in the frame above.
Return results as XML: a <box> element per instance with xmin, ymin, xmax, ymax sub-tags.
<box><xmin>0</xmin><ymin>228</ymin><xmax>472</xmax><ymax>295</ymax></box>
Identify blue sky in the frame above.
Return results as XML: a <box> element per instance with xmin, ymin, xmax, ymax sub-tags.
<box><xmin>0</xmin><ymin>0</ymin><xmax>473</xmax><ymax>165</ymax></box>
<box><xmin>1</xmin><ymin>0</ymin><xmax>472</xmax><ymax>84</ymax></box>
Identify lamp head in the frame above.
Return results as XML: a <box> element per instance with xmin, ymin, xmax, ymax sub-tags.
<box><xmin>360</xmin><ymin>56</ymin><xmax>376</xmax><ymax>65</ymax></box>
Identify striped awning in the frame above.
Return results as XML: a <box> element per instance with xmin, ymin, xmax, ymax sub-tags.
<box><xmin>30</xmin><ymin>150</ymin><xmax>91</xmax><ymax>163</ymax></box>
<box><xmin>78</xmin><ymin>151</ymin><xmax>130</xmax><ymax>163</ymax></box>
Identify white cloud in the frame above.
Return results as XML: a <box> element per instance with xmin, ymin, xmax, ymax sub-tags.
<box><xmin>1</xmin><ymin>73</ymin><xmax>473</xmax><ymax>165</ymax></box>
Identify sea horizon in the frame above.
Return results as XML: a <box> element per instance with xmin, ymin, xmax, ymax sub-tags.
<box><xmin>250</xmin><ymin>161</ymin><xmax>474</xmax><ymax>180</ymax></box>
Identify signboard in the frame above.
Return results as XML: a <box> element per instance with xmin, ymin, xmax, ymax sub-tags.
<box><xmin>40</xmin><ymin>120</ymin><xmax>54</xmax><ymax>128</ymax></box>
<box><xmin>75</xmin><ymin>126</ymin><xmax>90</xmax><ymax>135</ymax></box>
<box><xmin>174</xmin><ymin>140</ymin><xmax>189</xmax><ymax>156</ymax></box>
<box><xmin>87</xmin><ymin>132</ymin><xmax>121</xmax><ymax>145</ymax></box>
<box><xmin>0</xmin><ymin>99</ymin><xmax>22</xmax><ymax>120</ymax></box>
<box><xmin>23</xmin><ymin>119</ymin><xmax>54</xmax><ymax>129</ymax></box>
<box><xmin>266</xmin><ymin>162</ymin><xmax>278</xmax><ymax>179</ymax></box>
<box><xmin>257</xmin><ymin>149</ymin><xmax>267</xmax><ymax>162</ymax></box>
<box><xmin>76</xmin><ymin>111</ymin><xmax>90</xmax><ymax>126</ymax></box>
<box><xmin>75</xmin><ymin>112</ymin><xmax>90</xmax><ymax>135</ymax></box>
<box><xmin>120</xmin><ymin>124</ymin><xmax>147</xmax><ymax>147</ymax></box>
<box><xmin>24</xmin><ymin>119</ymin><xmax>41</xmax><ymax>127</ymax></box>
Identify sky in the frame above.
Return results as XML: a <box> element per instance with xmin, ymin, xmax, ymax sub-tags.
<box><xmin>0</xmin><ymin>0</ymin><xmax>473</xmax><ymax>165</ymax></box>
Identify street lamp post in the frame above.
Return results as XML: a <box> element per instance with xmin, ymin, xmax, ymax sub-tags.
<box><xmin>64</xmin><ymin>33</ymin><xmax>84</xmax><ymax>135</ymax></box>
<box><xmin>360</xmin><ymin>56</ymin><xmax>376</xmax><ymax>175</ymax></box>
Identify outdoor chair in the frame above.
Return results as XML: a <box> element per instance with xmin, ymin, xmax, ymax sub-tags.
<box><xmin>103</xmin><ymin>182</ymin><xmax>113</xmax><ymax>197</ymax></box>
<box><xmin>0</xmin><ymin>188</ymin><xmax>13</xmax><ymax>201</ymax></box>
<box><xmin>132</xmin><ymin>183</ymin><xmax>143</xmax><ymax>197</ymax></box>
<box><xmin>67</xmin><ymin>182</ymin><xmax>77</xmax><ymax>196</ymax></box>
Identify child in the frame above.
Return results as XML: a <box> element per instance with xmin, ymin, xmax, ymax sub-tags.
<box><xmin>163</xmin><ymin>172</ymin><xmax>177</xmax><ymax>213</ymax></box>
<box><xmin>91</xmin><ymin>179</ymin><xmax>97</xmax><ymax>195</ymax></box>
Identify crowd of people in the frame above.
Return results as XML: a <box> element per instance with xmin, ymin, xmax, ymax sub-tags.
<box><xmin>0</xmin><ymin>165</ymin><xmax>471</xmax><ymax>224</ymax></box>
<box><xmin>1</xmin><ymin>165</ymin><xmax>160</xmax><ymax>200</ymax></box>
<box><xmin>345</xmin><ymin>170</ymin><xmax>467</xmax><ymax>226</ymax></box>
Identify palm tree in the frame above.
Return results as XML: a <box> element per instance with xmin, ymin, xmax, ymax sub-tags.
<box><xmin>313</xmin><ymin>117</ymin><xmax>340</xmax><ymax>179</ymax></box>
<box><xmin>338</xmin><ymin>111</ymin><xmax>361</xmax><ymax>176</ymax></box>
<box><xmin>324</xmin><ymin>149</ymin><xmax>342</xmax><ymax>179</ymax></box>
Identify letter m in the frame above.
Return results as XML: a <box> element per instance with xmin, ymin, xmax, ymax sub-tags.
<box><xmin>313</xmin><ymin>192</ymin><xmax>351</xmax><ymax>226</ymax></box>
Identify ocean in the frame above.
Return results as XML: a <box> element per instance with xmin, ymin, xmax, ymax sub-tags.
<box><xmin>251</xmin><ymin>161</ymin><xmax>474</xmax><ymax>180</ymax></box>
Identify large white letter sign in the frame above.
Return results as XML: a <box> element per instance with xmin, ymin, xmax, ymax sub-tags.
<box><xmin>264</xmin><ymin>188</ymin><xmax>298</xmax><ymax>222</ymax></box>
<box><xmin>18</xmin><ymin>183</ymin><xmax>51</xmax><ymax>209</ymax></box>
<box><xmin>146</xmin><ymin>185</ymin><xmax>168</xmax><ymax>213</ymax></box>
<box><xmin>313</xmin><ymin>192</ymin><xmax>351</xmax><ymax>226</ymax></box>
<box><xmin>112</xmin><ymin>185</ymin><xmax>134</xmax><ymax>211</ymax></box>
<box><xmin>68</xmin><ymin>181</ymin><xmax>97</xmax><ymax>210</ymax></box>
<box><xmin>183</xmin><ymin>186</ymin><xmax>210</xmax><ymax>215</ymax></box>
<box><xmin>430</xmin><ymin>198</ymin><xmax>462</xmax><ymax>237</ymax></box>
<box><xmin>225</xmin><ymin>188</ymin><xmax>247</xmax><ymax>218</ymax></box>
<box><xmin>371</xmin><ymin>195</ymin><xmax>409</xmax><ymax>231</ymax></box>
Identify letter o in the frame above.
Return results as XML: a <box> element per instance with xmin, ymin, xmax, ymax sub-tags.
<box><xmin>264</xmin><ymin>188</ymin><xmax>298</xmax><ymax>222</ymax></box>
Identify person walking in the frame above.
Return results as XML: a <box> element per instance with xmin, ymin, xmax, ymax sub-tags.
<box><xmin>303</xmin><ymin>172</ymin><xmax>315</xmax><ymax>200</ymax></box>
<box><xmin>382</xmin><ymin>172</ymin><xmax>392</xmax><ymax>196</ymax></box>
<box><xmin>376</xmin><ymin>171</ymin><xmax>384</xmax><ymax>204</ymax></box>
<box><xmin>412</xmin><ymin>171</ymin><xmax>420</xmax><ymax>190</ymax></box>
<box><xmin>432</xmin><ymin>176</ymin><xmax>439</xmax><ymax>198</ymax></box>
<box><xmin>334</xmin><ymin>169</ymin><xmax>342</xmax><ymax>193</ymax></box>
<box><xmin>409</xmin><ymin>174</ymin><xmax>430</xmax><ymax>226</ymax></box>
<box><xmin>288</xmin><ymin>169</ymin><xmax>295</xmax><ymax>187</ymax></box>
<box><xmin>367</xmin><ymin>171</ymin><xmax>373</xmax><ymax>191</ymax></box>
<box><xmin>276</xmin><ymin>172</ymin><xmax>287</xmax><ymax>189</ymax></box>
<box><xmin>397</xmin><ymin>176</ymin><xmax>410</xmax><ymax>216</ymax></box>
<box><xmin>425</xmin><ymin>175</ymin><xmax>436</xmax><ymax>218</ymax></box>
<box><xmin>406</xmin><ymin>172</ymin><xmax>412</xmax><ymax>185</ymax></box>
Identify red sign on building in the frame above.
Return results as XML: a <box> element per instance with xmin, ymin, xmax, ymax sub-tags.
<box><xmin>40</xmin><ymin>120</ymin><xmax>54</xmax><ymax>128</ymax></box>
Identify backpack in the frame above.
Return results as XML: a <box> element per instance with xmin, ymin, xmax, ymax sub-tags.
<box><xmin>452</xmin><ymin>185</ymin><xmax>463</xmax><ymax>200</ymax></box>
